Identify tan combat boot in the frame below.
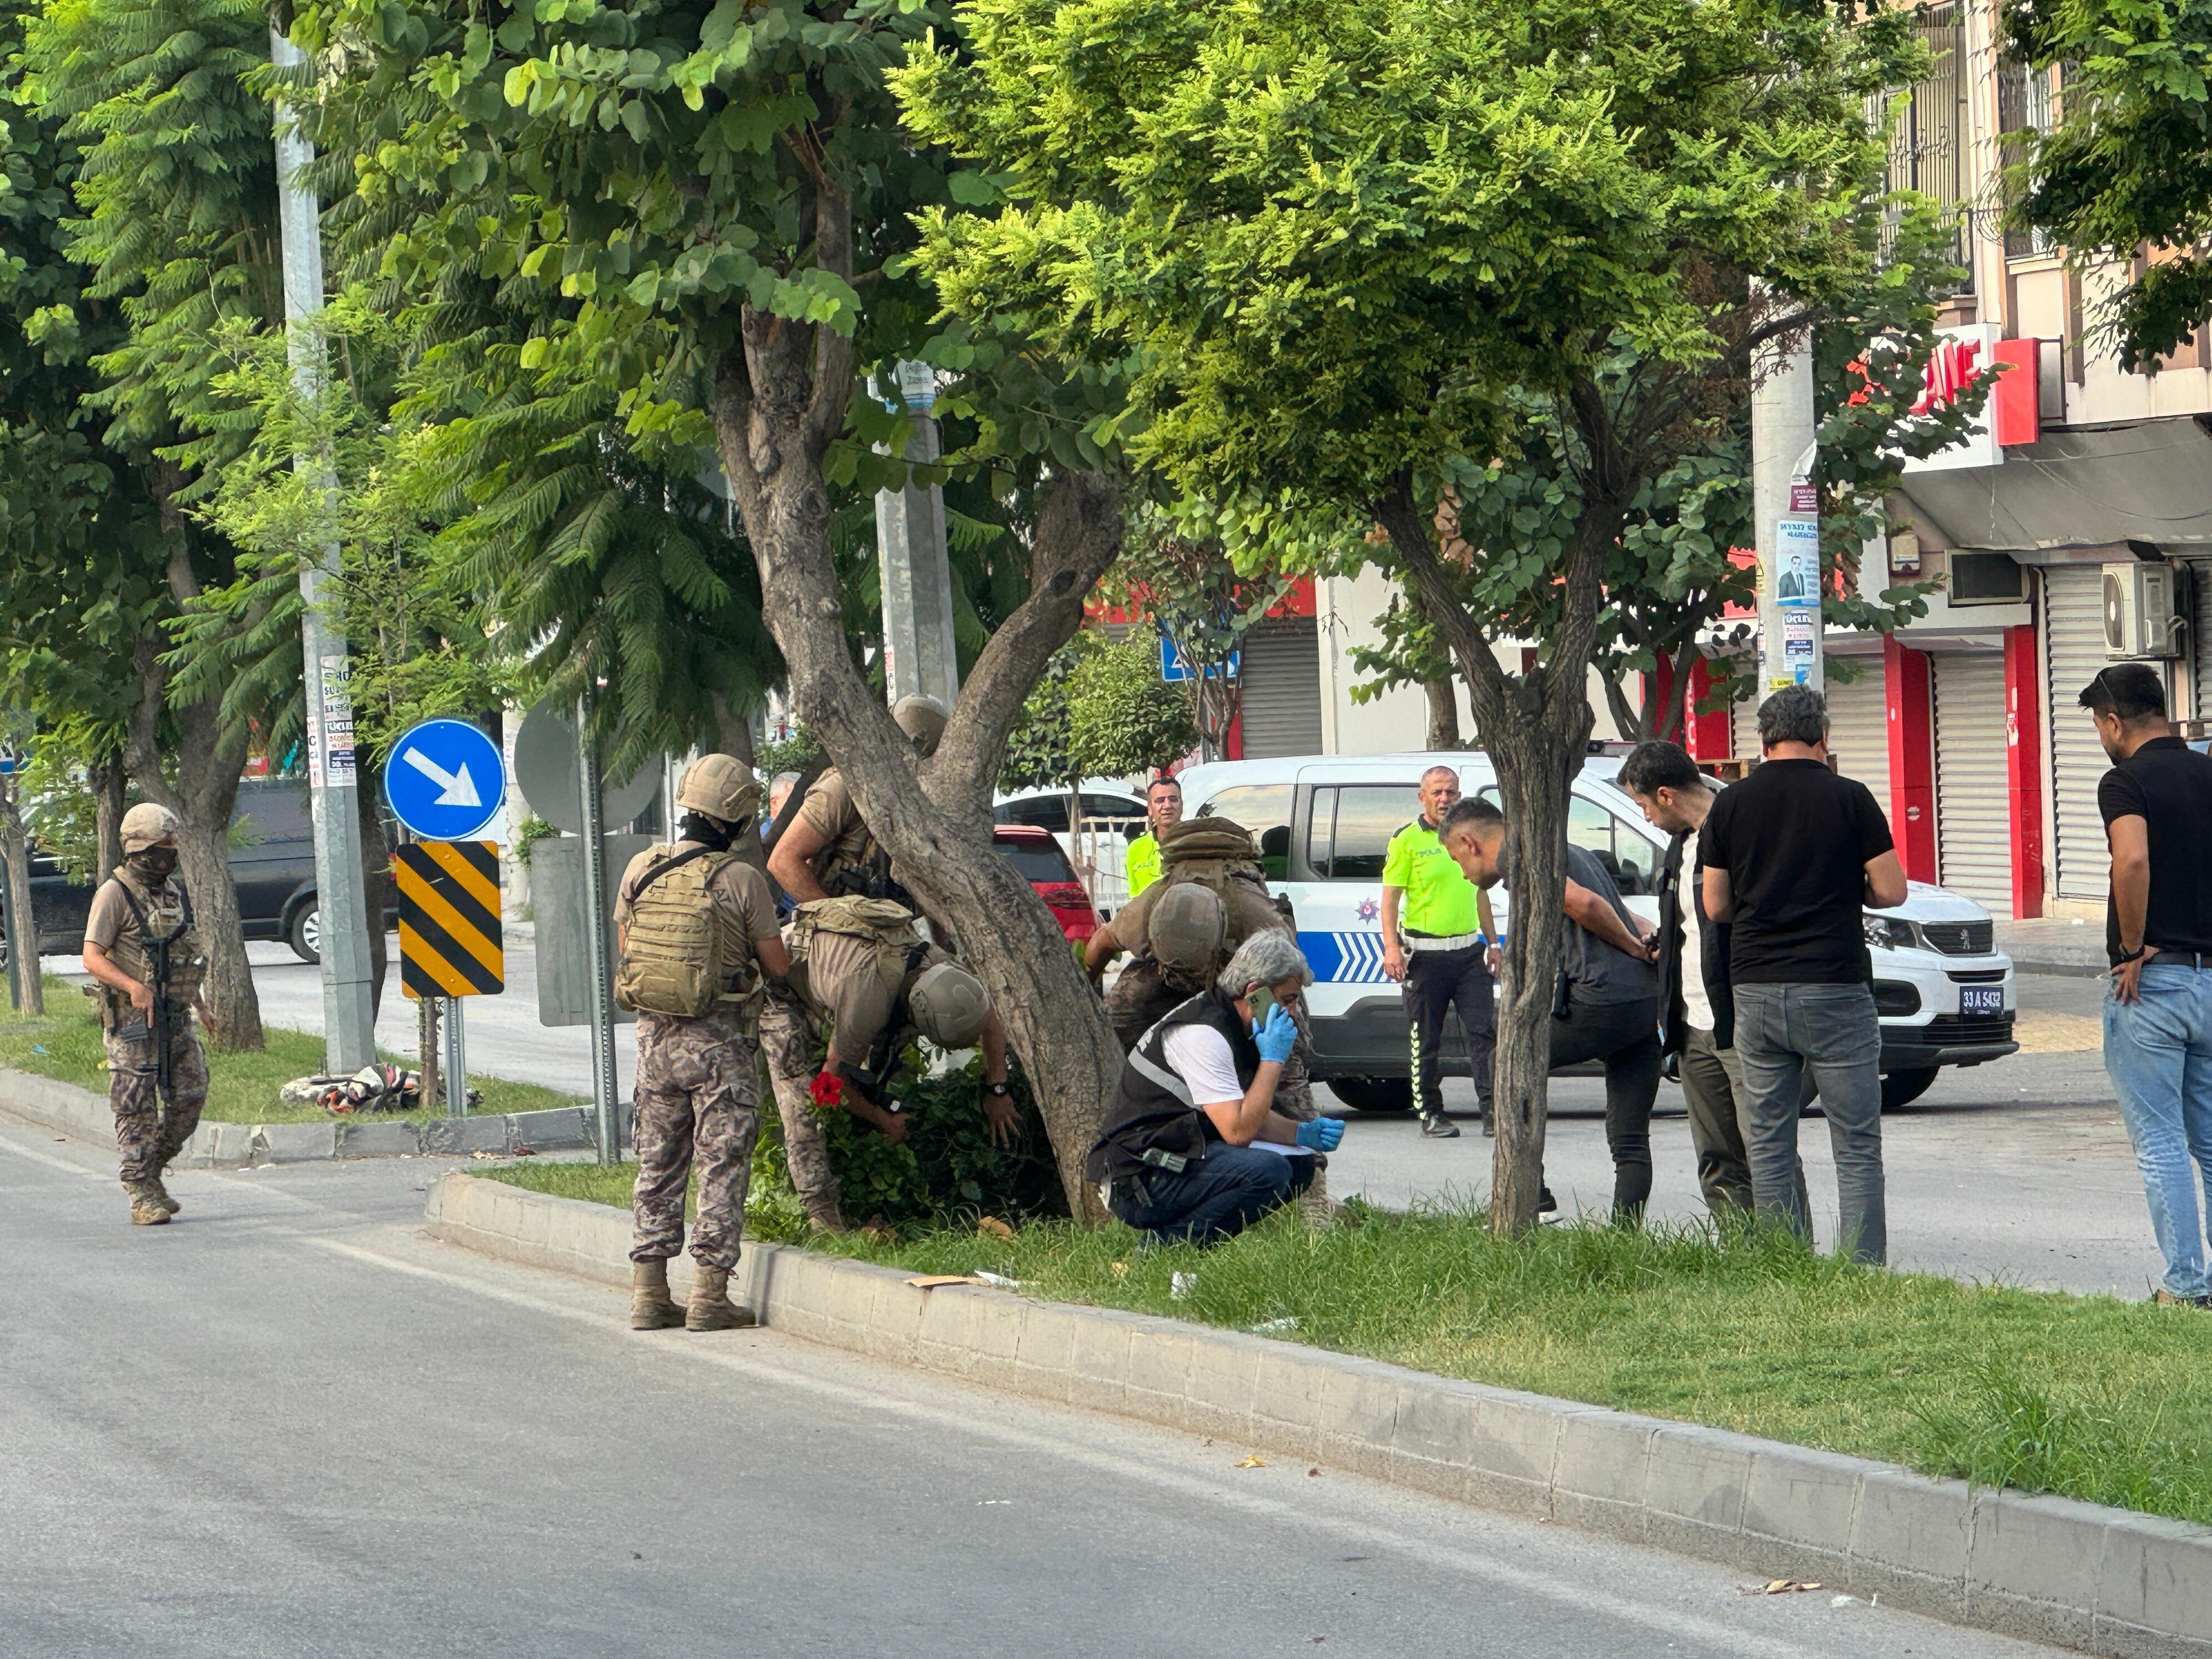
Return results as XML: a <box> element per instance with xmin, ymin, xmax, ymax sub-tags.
<box><xmin>126</xmin><ymin>1182</ymin><xmax>171</xmax><ymax>1227</ymax></box>
<box><xmin>629</xmin><ymin>1260</ymin><xmax>686</xmax><ymax>1330</ymax></box>
<box><xmin>1297</xmin><ymin>1165</ymin><xmax>1340</xmax><ymax>1233</ymax></box>
<box><xmin>686</xmin><ymin>1264</ymin><xmax>757</xmax><ymax>1331</ymax></box>
<box><xmin>149</xmin><ymin>1173</ymin><xmax>181</xmax><ymax>1216</ymax></box>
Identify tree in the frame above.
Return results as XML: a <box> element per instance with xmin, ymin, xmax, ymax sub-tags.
<box><xmin>1067</xmin><ymin>639</ymin><xmax>1195</xmax><ymax>781</ymax></box>
<box><xmin>897</xmin><ymin>0</ymin><xmax>1930</xmax><ymax>1232</ymax></box>
<box><xmin>2004</xmin><ymin>0</ymin><xmax>2212</xmax><ymax>371</ymax></box>
<box><xmin>295</xmin><ymin>0</ymin><xmax>1133</xmax><ymax>1212</ymax></box>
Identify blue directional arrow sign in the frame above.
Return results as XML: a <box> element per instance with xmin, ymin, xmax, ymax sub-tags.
<box><xmin>384</xmin><ymin>718</ymin><xmax>507</xmax><ymax>843</ymax></box>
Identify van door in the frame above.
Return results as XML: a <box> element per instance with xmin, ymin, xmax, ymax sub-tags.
<box><xmin>1469</xmin><ymin>782</ymin><xmax>1668</xmax><ymax>933</ymax></box>
<box><xmin>1283</xmin><ymin>773</ymin><xmax>1427</xmax><ymax>1070</ymax></box>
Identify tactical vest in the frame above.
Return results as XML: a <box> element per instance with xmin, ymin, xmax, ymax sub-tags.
<box><xmin>1085</xmin><ymin>988</ymin><xmax>1257</xmax><ymax>1183</ymax></box>
<box><xmin>786</xmin><ymin>896</ymin><xmax>934</xmax><ymax>1073</ymax></box>
<box><xmin>613</xmin><ymin>844</ymin><xmax>763</xmax><ymax>1020</ymax></box>
<box><xmin>102</xmin><ymin>872</ymin><xmax>206</xmax><ymax>1021</ymax></box>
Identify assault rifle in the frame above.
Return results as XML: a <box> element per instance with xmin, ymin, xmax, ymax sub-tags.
<box><xmin>114</xmin><ymin>881</ymin><xmax>193</xmax><ymax>1099</ymax></box>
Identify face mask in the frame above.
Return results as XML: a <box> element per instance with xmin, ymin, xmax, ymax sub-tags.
<box><xmin>128</xmin><ymin>847</ymin><xmax>179</xmax><ymax>883</ymax></box>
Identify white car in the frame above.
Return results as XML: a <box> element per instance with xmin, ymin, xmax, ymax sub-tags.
<box><xmin>1172</xmin><ymin>752</ymin><xmax>2019</xmax><ymax>1114</ymax></box>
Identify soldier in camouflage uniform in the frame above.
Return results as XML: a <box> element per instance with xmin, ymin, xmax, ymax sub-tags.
<box><xmin>763</xmin><ymin>693</ymin><xmax>953</xmax><ymax>1228</ymax></box>
<box><xmin>81</xmin><ymin>803</ymin><xmax>211</xmax><ymax>1227</ymax></box>
<box><xmin>614</xmin><ymin>755</ymin><xmax>790</xmax><ymax>1332</ymax></box>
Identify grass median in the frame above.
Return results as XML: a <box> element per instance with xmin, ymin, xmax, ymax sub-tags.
<box><xmin>483</xmin><ymin>1158</ymin><xmax>2212</xmax><ymax>1528</ymax></box>
<box><xmin>0</xmin><ymin>975</ymin><xmax>581</xmax><ymax>1124</ymax></box>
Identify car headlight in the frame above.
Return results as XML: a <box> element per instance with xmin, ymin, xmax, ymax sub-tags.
<box><xmin>1864</xmin><ymin>914</ymin><xmax>1915</xmax><ymax>951</ymax></box>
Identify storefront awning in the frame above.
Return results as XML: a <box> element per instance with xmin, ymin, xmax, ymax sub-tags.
<box><xmin>1897</xmin><ymin>416</ymin><xmax>2212</xmax><ymax>561</ymax></box>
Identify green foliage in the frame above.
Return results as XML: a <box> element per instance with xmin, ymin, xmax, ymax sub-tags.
<box><xmin>2004</xmin><ymin>0</ymin><xmax>2212</xmax><ymax>371</ymax></box>
<box><xmin>511</xmin><ymin>813</ymin><xmax>558</xmax><ymax>870</ymax></box>
<box><xmin>1065</xmin><ymin>638</ymin><xmax>1193</xmax><ymax>780</ymax></box>
<box><xmin>997</xmin><ymin>638</ymin><xmax>1087</xmax><ymax>792</ymax></box>
<box><xmin>755</xmin><ymin>725</ymin><xmax>822</xmax><ymax>783</ymax></box>
<box><xmin>753</xmin><ymin>1052</ymin><xmax>1068</xmax><ymax>1231</ymax></box>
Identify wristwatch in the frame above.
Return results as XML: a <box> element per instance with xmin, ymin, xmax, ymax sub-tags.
<box><xmin>986</xmin><ymin>1081</ymin><xmax>1011</xmax><ymax>1098</ymax></box>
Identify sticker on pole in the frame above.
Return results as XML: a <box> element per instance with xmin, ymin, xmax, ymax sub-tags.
<box><xmin>1773</xmin><ymin>516</ymin><xmax>1822</xmax><ymax>607</ymax></box>
<box><xmin>385</xmin><ymin>718</ymin><xmax>506</xmax><ymax>842</ymax></box>
<box><xmin>396</xmin><ymin>842</ymin><xmax>504</xmax><ymax>1000</ymax></box>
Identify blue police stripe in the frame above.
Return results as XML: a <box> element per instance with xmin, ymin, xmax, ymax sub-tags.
<box><xmin>1298</xmin><ymin>930</ymin><xmax>1392</xmax><ymax>985</ymax></box>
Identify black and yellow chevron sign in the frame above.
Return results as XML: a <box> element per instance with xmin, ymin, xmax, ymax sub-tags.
<box><xmin>396</xmin><ymin>841</ymin><xmax>504</xmax><ymax>1000</ymax></box>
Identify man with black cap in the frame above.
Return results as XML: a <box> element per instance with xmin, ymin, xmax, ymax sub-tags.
<box><xmin>82</xmin><ymin>803</ymin><xmax>210</xmax><ymax>1227</ymax></box>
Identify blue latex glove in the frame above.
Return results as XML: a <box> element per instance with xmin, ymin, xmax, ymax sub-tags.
<box><xmin>1252</xmin><ymin>1003</ymin><xmax>1297</xmax><ymax>1064</ymax></box>
<box><xmin>1296</xmin><ymin>1117</ymin><xmax>1345</xmax><ymax>1152</ymax></box>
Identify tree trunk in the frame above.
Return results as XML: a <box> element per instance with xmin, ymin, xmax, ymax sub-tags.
<box><xmin>1423</xmin><ymin>676</ymin><xmax>1462</xmax><ymax>749</ymax></box>
<box><xmin>707</xmin><ymin>198</ymin><xmax>1127</xmax><ymax>1218</ymax></box>
<box><xmin>92</xmin><ymin>753</ymin><xmax>126</xmax><ymax>883</ymax></box>
<box><xmin>710</xmin><ymin>695</ymin><xmax>757</xmax><ymax>767</ymax></box>
<box><xmin>127</xmin><ymin>630</ymin><xmax>264</xmax><ymax>1051</ymax></box>
<box><xmin>358</xmin><ymin>763</ymin><xmax>390</xmax><ymax>1024</ymax></box>
<box><xmin>0</xmin><ymin>774</ymin><xmax>46</xmax><ymax>1015</ymax></box>
<box><xmin>1375</xmin><ymin>391</ymin><xmax>1625</xmax><ymax>1235</ymax></box>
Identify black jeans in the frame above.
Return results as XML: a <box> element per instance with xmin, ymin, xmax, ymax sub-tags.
<box><xmin>1548</xmin><ymin>995</ymin><xmax>1662</xmax><ymax>1220</ymax></box>
<box><xmin>1109</xmin><ymin>1147</ymin><xmax>1316</xmax><ymax>1247</ymax></box>
<box><xmin>1402</xmin><ymin>943</ymin><xmax>1496</xmax><ymax>1114</ymax></box>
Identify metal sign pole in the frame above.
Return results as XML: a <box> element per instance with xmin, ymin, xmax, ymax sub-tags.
<box><xmin>270</xmin><ymin>26</ymin><xmax>376</xmax><ymax>1074</ymax></box>
<box><xmin>575</xmin><ymin>694</ymin><xmax>621</xmax><ymax>1165</ymax></box>
<box><xmin>442</xmin><ymin>996</ymin><xmax>466</xmax><ymax>1117</ymax></box>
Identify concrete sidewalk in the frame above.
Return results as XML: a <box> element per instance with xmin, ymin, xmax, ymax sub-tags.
<box><xmin>1996</xmin><ymin>918</ymin><xmax>2111</xmax><ymax>977</ymax></box>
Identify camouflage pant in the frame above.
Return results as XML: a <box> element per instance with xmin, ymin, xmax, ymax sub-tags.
<box><xmin>1105</xmin><ymin>962</ymin><xmax>1318</xmax><ymax>1121</ymax></box>
<box><xmin>757</xmin><ymin>992</ymin><xmax>844</xmax><ymax>1229</ymax></box>
<box><xmin>630</xmin><ymin>1010</ymin><xmax>762</xmax><ymax>1272</ymax></box>
<box><xmin>105</xmin><ymin>1016</ymin><xmax>210</xmax><ymax>1186</ymax></box>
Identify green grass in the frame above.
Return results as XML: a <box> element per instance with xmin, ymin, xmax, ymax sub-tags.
<box><xmin>477</xmin><ymin>1161</ymin><xmax>2212</xmax><ymax>1527</ymax></box>
<box><xmin>0</xmin><ymin>976</ymin><xmax>582</xmax><ymax>1124</ymax></box>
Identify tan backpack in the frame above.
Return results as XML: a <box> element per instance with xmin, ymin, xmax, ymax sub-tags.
<box><xmin>613</xmin><ymin>845</ymin><xmax>760</xmax><ymax>1019</ymax></box>
<box><xmin>1145</xmin><ymin>819</ymin><xmax>1283</xmax><ymax>990</ymax></box>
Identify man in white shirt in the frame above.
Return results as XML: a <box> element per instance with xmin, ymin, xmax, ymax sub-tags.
<box><xmin>1085</xmin><ymin>933</ymin><xmax>1344</xmax><ymax>1246</ymax></box>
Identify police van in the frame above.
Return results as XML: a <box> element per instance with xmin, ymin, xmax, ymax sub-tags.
<box><xmin>1172</xmin><ymin>752</ymin><xmax>2019</xmax><ymax>1114</ymax></box>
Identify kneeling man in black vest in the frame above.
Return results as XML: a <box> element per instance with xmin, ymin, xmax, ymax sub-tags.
<box><xmin>1088</xmin><ymin>933</ymin><xmax>1344</xmax><ymax>1247</ymax></box>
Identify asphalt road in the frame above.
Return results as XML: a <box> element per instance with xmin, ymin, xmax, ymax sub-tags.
<box><xmin>1330</xmin><ymin>974</ymin><xmax>2154</xmax><ymax>1298</ymax></box>
<box><xmin>0</xmin><ymin>1116</ymin><xmax>2068</xmax><ymax>1659</ymax></box>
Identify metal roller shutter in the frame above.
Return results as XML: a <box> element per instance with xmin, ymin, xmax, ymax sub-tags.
<box><xmin>2192</xmin><ymin>561</ymin><xmax>2212</xmax><ymax>723</ymax></box>
<box><xmin>1824</xmin><ymin>667</ymin><xmax>1893</xmax><ymax>826</ymax></box>
<box><xmin>1237</xmin><ymin>618</ymin><xmax>1325</xmax><ymax>758</ymax></box>
<box><xmin>2043</xmin><ymin>566</ymin><xmax>2111</xmax><ymax>900</ymax></box>
<box><xmin>1729</xmin><ymin>662</ymin><xmax>1758</xmax><ymax>762</ymax></box>
<box><xmin>1933</xmin><ymin>651</ymin><xmax>2012</xmax><ymax>910</ymax></box>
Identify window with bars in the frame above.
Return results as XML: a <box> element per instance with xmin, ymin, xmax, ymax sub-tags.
<box><xmin>1882</xmin><ymin>5</ymin><xmax>1970</xmax><ymax>289</ymax></box>
<box><xmin>1997</xmin><ymin>55</ymin><xmax>2057</xmax><ymax>259</ymax></box>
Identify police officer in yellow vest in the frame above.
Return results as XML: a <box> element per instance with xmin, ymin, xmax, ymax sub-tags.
<box><xmin>1122</xmin><ymin>775</ymin><xmax>1181</xmax><ymax>899</ymax></box>
<box><xmin>1381</xmin><ymin>766</ymin><xmax>1499</xmax><ymax>1139</ymax></box>
<box><xmin>613</xmin><ymin>755</ymin><xmax>790</xmax><ymax>1332</ymax></box>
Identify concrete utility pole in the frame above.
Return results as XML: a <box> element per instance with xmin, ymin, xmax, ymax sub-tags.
<box><xmin>1751</xmin><ymin>282</ymin><xmax>1824</xmax><ymax>700</ymax></box>
<box><xmin>270</xmin><ymin>27</ymin><xmax>376</xmax><ymax>1073</ymax></box>
<box><xmin>875</xmin><ymin>363</ymin><xmax>962</xmax><ymax>709</ymax></box>
<box><xmin>575</xmin><ymin>691</ymin><xmax>622</xmax><ymax>1166</ymax></box>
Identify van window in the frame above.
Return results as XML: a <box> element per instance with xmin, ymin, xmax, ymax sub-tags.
<box><xmin>1305</xmin><ymin>785</ymin><xmax>1420</xmax><ymax>881</ymax></box>
<box><xmin>1000</xmin><ymin>795</ymin><xmax>1070</xmax><ymax>835</ymax></box>
<box><xmin>1197</xmin><ymin>783</ymin><xmax>1291</xmax><ymax>879</ymax></box>
<box><xmin>1471</xmin><ymin>787</ymin><xmax>1664</xmax><ymax>897</ymax></box>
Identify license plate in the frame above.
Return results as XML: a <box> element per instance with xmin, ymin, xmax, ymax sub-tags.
<box><xmin>1960</xmin><ymin>985</ymin><xmax>2004</xmax><ymax>1016</ymax></box>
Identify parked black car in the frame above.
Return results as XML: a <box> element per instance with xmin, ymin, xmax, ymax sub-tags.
<box><xmin>0</xmin><ymin>776</ymin><xmax>386</xmax><ymax>972</ymax></box>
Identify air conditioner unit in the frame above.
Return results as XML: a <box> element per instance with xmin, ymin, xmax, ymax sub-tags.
<box><xmin>2103</xmin><ymin>561</ymin><xmax>2181</xmax><ymax>659</ymax></box>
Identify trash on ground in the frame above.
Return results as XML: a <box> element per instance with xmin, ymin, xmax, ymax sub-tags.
<box><xmin>975</xmin><ymin>1216</ymin><xmax>1015</xmax><ymax>1242</ymax></box>
<box><xmin>1744</xmin><ymin>1579</ymin><xmax>1823</xmax><ymax>1596</ymax></box>
<box><xmin>1250</xmin><ymin>1316</ymin><xmax>1299</xmax><ymax>1334</ymax></box>
<box><xmin>905</xmin><ymin>1274</ymin><xmax>992</xmax><ymax>1290</ymax></box>
<box><xmin>1171</xmin><ymin>1271</ymin><xmax>1197</xmax><ymax>1300</ymax></box>
<box><xmin>1234</xmin><ymin>1455</ymin><xmax>1267</xmax><ymax>1469</ymax></box>
<box><xmin>971</xmin><ymin>1269</ymin><xmax>1022</xmax><ymax>1289</ymax></box>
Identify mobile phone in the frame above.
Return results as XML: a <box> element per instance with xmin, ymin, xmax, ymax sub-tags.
<box><xmin>1248</xmin><ymin>986</ymin><xmax>1277</xmax><ymax>1024</ymax></box>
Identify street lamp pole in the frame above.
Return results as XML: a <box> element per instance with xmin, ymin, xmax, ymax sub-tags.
<box><xmin>270</xmin><ymin>26</ymin><xmax>376</xmax><ymax>1073</ymax></box>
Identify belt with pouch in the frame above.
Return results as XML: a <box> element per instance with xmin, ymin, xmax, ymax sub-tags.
<box><xmin>1404</xmin><ymin>930</ymin><xmax>1485</xmax><ymax>953</ymax></box>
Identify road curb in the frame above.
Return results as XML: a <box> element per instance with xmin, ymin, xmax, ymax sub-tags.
<box><xmin>0</xmin><ymin>1064</ymin><xmax>599</xmax><ymax>1164</ymax></box>
<box><xmin>425</xmin><ymin>1171</ymin><xmax>2212</xmax><ymax>1659</ymax></box>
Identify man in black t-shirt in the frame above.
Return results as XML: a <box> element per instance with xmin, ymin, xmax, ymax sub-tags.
<box><xmin>1698</xmin><ymin>686</ymin><xmax>1906</xmax><ymax>1263</ymax></box>
<box><xmin>2083</xmin><ymin>662</ymin><xmax>2212</xmax><ymax>1308</ymax></box>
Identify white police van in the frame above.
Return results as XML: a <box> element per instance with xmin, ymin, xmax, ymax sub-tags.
<box><xmin>1173</xmin><ymin>752</ymin><xmax>2019</xmax><ymax>1113</ymax></box>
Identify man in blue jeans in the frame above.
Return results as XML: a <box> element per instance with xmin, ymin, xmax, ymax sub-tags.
<box><xmin>1699</xmin><ymin>685</ymin><xmax>1906</xmax><ymax>1263</ymax></box>
<box><xmin>2085</xmin><ymin>663</ymin><xmax>2212</xmax><ymax>1308</ymax></box>
<box><xmin>1087</xmin><ymin>932</ymin><xmax>1343</xmax><ymax>1246</ymax></box>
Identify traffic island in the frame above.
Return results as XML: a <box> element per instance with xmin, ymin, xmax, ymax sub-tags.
<box><xmin>430</xmin><ymin>1169</ymin><xmax>2212</xmax><ymax>1659</ymax></box>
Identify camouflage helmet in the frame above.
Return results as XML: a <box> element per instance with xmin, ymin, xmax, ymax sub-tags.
<box><xmin>1149</xmin><ymin>881</ymin><xmax>1226</xmax><ymax>981</ymax></box>
<box><xmin>907</xmin><ymin>958</ymin><xmax>989</xmax><ymax>1049</ymax></box>
<box><xmin>120</xmin><ymin>802</ymin><xmax>180</xmax><ymax>854</ymax></box>
<box><xmin>674</xmin><ymin>753</ymin><xmax>763</xmax><ymax>828</ymax></box>
<box><xmin>891</xmin><ymin>694</ymin><xmax>951</xmax><ymax>759</ymax></box>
